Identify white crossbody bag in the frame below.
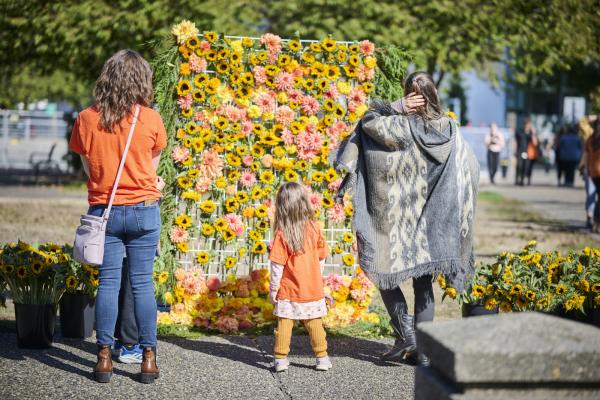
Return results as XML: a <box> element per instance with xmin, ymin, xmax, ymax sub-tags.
<box><xmin>73</xmin><ymin>105</ymin><xmax>140</xmax><ymax>266</ymax></box>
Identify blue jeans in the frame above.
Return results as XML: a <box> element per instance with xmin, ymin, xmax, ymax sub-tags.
<box><xmin>89</xmin><ymin>202</ymin><xmax>160</xmax><ymax>349</ymax></box>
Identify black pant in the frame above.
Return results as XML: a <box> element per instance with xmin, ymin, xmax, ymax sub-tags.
<box><xmin>526</xmin><ymin>159</ymin><xmax>536</xmax><ymax>185</ymax></box>
<box><xmin>487</xmin><ymin>151</ymin><xmax>500</xmax><ymax>183</ymax></box>
<box><xmin>379</xmin><ymin>275</ymin><xmax>434</xmax><ymax>326</ymax></box>
<box><xmin>114</xmin><ymin>258</ymin><xmax>138</xmax><ymax>345</ymax></box>
<box><xmin>515</xmin><ymin>156</ymin><xmax>528</xmax><ymax>186</ymax></box>
<box><xmin>562</xmin><ymin>161</ymin><xmax>578</xmax><ymax>187</ymax></box>
<box><xmin>593</xmin><ymin>177</ymin><xmax>600</xmax><ymax>226</ymax></box>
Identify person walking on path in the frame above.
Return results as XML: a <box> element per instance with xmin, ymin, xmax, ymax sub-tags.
<box><xmin>559</xmin><ymin>125</ymin><xmax>583</xmax><ymax>187</ymax></box>
<box><xmin>585</xmin><ymin>116</ymin><xmax>600</xmax><ymax>232</ymax></box>
<box><xmin>485</xmin><ymin>123</ymin><xmax>505</xmax><ymax>184</ymax></box>
<box><xmin>334</xmin><ymin>72</ymin><xmax>479</xmax><ymax>366</ymax></box>
<box><xmin>579</xmin><ymin>116</ymin><xmax>596</xmax><ymax>228</ymax></box>
<box><xmin>269</xmin><ymin>182</ymin><xmax>332</xmax><ymax>373</ymax></box>
<box><xmin>69</xmin><ymin>49</ymin><xmax>166</xmax><ymax>384</ymax></box>
<box><xmin>514</xmin><ymin>119</ymin><xmax>537</xmax><ymax>186</ymax></box>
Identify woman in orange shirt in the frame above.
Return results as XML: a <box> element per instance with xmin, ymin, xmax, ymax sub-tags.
<box><xmin>69</xmin><ymin>50</ymin><xmax>166</xmax><ymax>384</ymax></box>
<box><xmin>269</xmin><ymin>182</ymin><xmax>332</xmax><ymax>372</ymax></box>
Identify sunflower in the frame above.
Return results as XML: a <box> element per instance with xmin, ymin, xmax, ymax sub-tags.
<box><xmin>31</xmin><ymin>259</ymin><xmax>44</xmax><ymax>274</ymax></box>
<box><xmin>251</xmin><ymin>187</ymin><xmax>264</xmax><ymax>200</ymax></box>
<box><xmin>525</xmin><ymin>290</ymin><xmax>537</xmax><ymax>301</ymax></box>
<box><xmin>342</xmin><ymin>253</ymin><xmax>355</xmax><ymax>266</ymax></box>
<box><xmin>226</xmin><ymin>153</ymin><xmax>241</xmax><ymax>168</ymax></box>
<box><xmin>362</xmin><ymin>82</ymin><xmax>374</xmax><ymax>93</ymax></box>
<box><xmin>175</xmin><ymin>214</ymin><xmax>193</xmax><ymax>229</ymax></box>
<box><xmin>235</xmin><ymin>145</ymin><xmax>248</xmax><ymax>156</ymax></box>
<box><xmin>176</xmin><ymin>80</ymin><xmax>192</xmax><ymax>96</ymax></box>
<box><xmin>66</xmin><ymin>275</ymin><xmax>78</xmax><ymax>289</ymax></box>
<box><xmin>509</xmin><ymin>284</ymin><xmax>523</xmax><ymax>296</ymax></box>
<box><xmin>260</xmin><ymin>171</ymin><xmax>274</xmax><ymax>185</ymax></box>
<box><xmin>256</xmin><ymin>221</ymin><xmax>269</xmax><ymax>231</ymax></box>
<box><xmin>325</xmin><ymin>168</ymin><xmax>337</xmax><ymax>182</ymax></box>
<box><xmin>591</xmin><ymin>283</ymin><xmax>600</xmax><ymax>293</ymax></box>
<box><xmin>199</xmin><ymin>200</ymin><xmax>217</xmax><ymax>214</ymax></box>
<box><xmin>257</xmin><ymin>51</ymin><xmax>268</xmax><ymax>62</ymax></box>
<box><xmin>555</xmin><ymin>284</ymin><xmax>567</xmax><ymax>295</ymax></box>
<box><xmin>201</xmin><ymin>223</ymin><xmax>216</xmax><ymax>237</ymax></box>
<box><xmin>248</xmin><ymin>230</ymin><xmax>263</xmax><ymax>242</ymax></box>
<box><xmin>265</xmin><ymin>65</ymin><xmax>279</xmax><ymax>76</ymax></box>
<box><xmin>310</xmin><ymin>43</ymin><xmax>322</xmax><ymax>52</ymax></box>
<box><xmin>335</xmin><ymin>105</ymin><xmax>346</xmax><ymax>118</ymax></box>
<box><xmin>192</xmin><ymin>89</ymin><xmax>206</xmax><ymax>103</ymax></box>
<box><xmin>281</xmin><ymin>169</ymin><xmax>297</xmax><ymax>182</ymax></box>
<box><xmin>333</xmin><ymin>244</ymin><xmax>343</xmax><ymax>254</ymax></box>
<box><xmin>186</xmin><ymin>36</ymin><xmax>200</xmax><ymax>49</ymax></box>
<box><xmin>221</xmin><ymin>228</ymin><xmax>235</xmax><ymax>242</ymax></box>
<box><xmin>251</xmin><ymin>144</ymin><xmax>265</xmax><ymax>157</ymax></box>
<box><xmin>191</xmin><ymin>138</ymin><xmax>204</xmax><ymax>153</ymax></box>
<box><xmin>288</xmin><ymin>40</ymin><xmax>301</xmax><ymax>52</ymax></box>
<box><xmin>252</xmin><ymin>242</ymin><xmax>267</xmax><ymax>255</ymax></box>
<box><xmin>321</xmin><ymin>37</ymin><xmax>337</xmax><ymax>52</ymax></box>
<box><xmin>205</xmin><ymin>31</ymin><xmax>218</xmax><ymax>43</ymax></box>
<box><xmin>216</xmin><ymin>62</ymin><xmax>229</xmax><ymax>75</ymax></box>
<box><xmin>349</xmin><ymin>44</ymin><xmax>359</xmax><ymax>53</ymax></box>
<box><xmin>242</xmin><ymin>37</ymin><xmax>254</xmax><ymax>47</ymax></box>
<box><xmin>177</xmin><ymin>176</ymin><xmax>193</xmax><ymax>189</ymax></box>
<box><xmin>224</xmin><ymin>197</ymin><xmax>240</xmax><ymax>212</ymax></box>
<box><xmin>215</xmin><ymin>117</ymin><xmax>229</xmax><ymax>131</ymax></box>
<box><xmin>215</xmin><ymin>132</ymin><xmax>226</xmax><ymax>143</ymax></box>
<box><xmin>255</xmin><ymin>205</ymin><xmax>269</xmax><ymax>219</ymax></box>
<box><xmin>196</xmin><ymin>251</ymin><xmax>210</xmax><ymax>264</ymax></box>
<box><xmin>277</xmin><ymin>54</ymin><xmax>292</xmax><ymax>66</ymax></box>
<box><xmin>235</xmin><ymin>191</ymin><xmax>250</xmax><ymax>204</ymax></box>
<box><xmin>312</xmin><ymin>171</ymin><xmax>325</xmax><ymax>182</ymax></box>
<box><xmin>471</xmin><ymin>284</ymin><xmax>486</xmax><ymax>298</ymax></box>
<box><xmin>483</xmin><ymin>297</ymin><xmax>498</xmax><ymax>311</ymax></box>
<box><xmin>316</xmin><ymin>78</ymin><xmax>329</xmax><ymax>92</ymax></box>
<box><xmin>215</xmin><ymin>176</ymin><xmax>227</xmax><ymax>189</ymax></box>
<box><xmin>295</xmin><ymin>160</ymin><xmax>309</xmax><ymax>170</ymax></box>
<box><xmin>343</xmin><ymin>233</ymin><xmax>354</xmax><ymax>243</ymax></box>
<box><xmin>499</xmin><ymin>301</ymin><xmax>512</xmax><ymax>313</ymax></box>
<box><xmin>177</xmin><ymin>242</ymin><xmax>189</xmax><ymax>252</ymax></box>
<box><xmin>157</xmin><ymin>271</ymin><xmax>169</xmax><ymax>284</ymax></box>
<box><xmin>336</xmin><ymin>51</ymin><xmax>348</xmax><ymax>63</ymax></box>
<box><xmin>214</xmin><ymin>218</ymin><xmax>227</xmax><ymax>231</ymax></box>
<box><xmin>222</xmin><ymin>257</ymin><xmax>236</xmax><ymax>270</ymax></box>
<box><xmin>194</xmin><ymin>74</ymin><xmax>209</xmax><ymax>87</ymax></box>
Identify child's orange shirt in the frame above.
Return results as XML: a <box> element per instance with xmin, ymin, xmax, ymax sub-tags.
<box><xmin>68</xmin><ymin>105</ymin><xmax>167</xmax><ymax>205</ymax></box>
<box><xmin>269</xmin><ymin>220</ymin><xmax>329</xmax><ymax>302</ymax></box>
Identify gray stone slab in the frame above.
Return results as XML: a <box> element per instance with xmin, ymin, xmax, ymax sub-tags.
<box><xmin>416</xmin><ymin>312</ymin><xmax>600</xmax><ymax>384</ymax></box>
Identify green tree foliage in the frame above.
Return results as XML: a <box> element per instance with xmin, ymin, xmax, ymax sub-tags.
<box><xmin>0</xmin><ymin>0</ymin><xmax>598</xmax><ymax>106</ymax></box>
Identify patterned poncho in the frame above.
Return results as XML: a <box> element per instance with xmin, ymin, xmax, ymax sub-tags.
<box><xmin>335</xmin><ymin>103</ymin><xmax>479</xmax><ymax>290</ymax></box>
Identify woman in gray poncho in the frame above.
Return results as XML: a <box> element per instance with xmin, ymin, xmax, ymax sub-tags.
<box><xmin>335</xmin><ymin>72</ymin><xmax>479</xmax><ymax>365</ymax></box>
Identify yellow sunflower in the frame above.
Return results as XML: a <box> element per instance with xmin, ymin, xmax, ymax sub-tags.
<box><xmin>224</xmin><ymin>257</ymin><xmax>237</xmax><ymax>270</ymax></box>
<box><xmin>342</xmin><ymin>253</ymin><xmax>355</xmax><ymax>266</ymax></box>
<box><xmin>199</xmin><ymin>200</ymin><xmax>217</xmax><ymax>214</ymax></box>
<box><xmin>175</xmin><ymin>214</ymin><xmax>193</xmax><ymax>229</ymax></box>
<box><xmin>252</xmin><ymin>242</ymin><xmax>267</xmax><ymax>255</ymax></box>
<box><xmin>176</xmin><ymin>80</ymin><xmax>192</xmax><ymax>96</ymax></box>
<box><xmin>66</xmin><ymin>275</ymin><xmax>78</xmax><ymax>289</ymax></box>
<box><xmin>284</xmin><ymin>169</ymin><xmax>298</xmax><ymax>182</ymax></box>
<box><xmin>196</xmin><ymin>251</ymin><xmax>210</xmax><ymax>264</ymax></box>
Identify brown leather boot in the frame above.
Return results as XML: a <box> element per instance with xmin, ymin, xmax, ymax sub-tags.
<box><xmin>93</xmin><ymin>345</ymin><xmax>113</xmax><ymax>383</ymax></box>
<box><xmin>140</xmin><ymin>347</ymin><xmax>159</xmax><ymax>384</ymax></box>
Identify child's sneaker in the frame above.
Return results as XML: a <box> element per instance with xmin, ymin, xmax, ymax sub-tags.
<box><xmin>112</xmin><ymin>340</ymin><xmax>124</xmax><ymax>357</ymax></box>
<box><xmin>316</xmin><ymin>356</ymin><xmax>332</xmax><ymax>371</ymax></box>
<box><xmin>118</xmin><ymin>344</ymin><xmax>143</xmax><ymax>364</ymax></box>
<box><xmin>274</xmin><ymin>358</ymin><xmax>289</xmax><ymax>372</ymax></box>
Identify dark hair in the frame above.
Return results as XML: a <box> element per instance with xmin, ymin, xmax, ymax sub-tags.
<box><xmin>403</xmin><ymin>71</ymin><xmax>443</xmax><ymax>120</ymax></box>
<box><xmin>591</xmin><ymin>117</ymin><xmax>600</xmax><ymax>150</ymax></box>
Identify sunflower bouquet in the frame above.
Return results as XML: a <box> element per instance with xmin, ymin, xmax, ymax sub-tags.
<box><xmin>440</xmin><ymin>241</ymin><xmax>600</xmax><ymax>315</ymax></box>
<box><xmin>62</xmin><ymin>246</ymin><xmax>98</xmax><ymax>298</ymax></box>
<box><xmin>0</xmin><ymin>241</ymin><xmax>70</xmax><ymax>305</ymax></box>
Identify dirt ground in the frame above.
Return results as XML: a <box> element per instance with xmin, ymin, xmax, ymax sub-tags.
<box><xmin>1</xmin><ymin>176</ymin><xmax>599</xmax><ymax>322</ymax></box>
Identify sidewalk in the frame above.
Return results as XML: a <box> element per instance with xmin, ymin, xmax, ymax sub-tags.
<box><xmin>0</xmin><ymin>331</ymin><xmax>413</xmax><ymax>400</ymax></box>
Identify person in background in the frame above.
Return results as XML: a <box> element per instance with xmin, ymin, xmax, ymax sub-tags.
<box><xmin>525</xmin><ymin>126</ymin><xmax>539</xmax><ymax>185</ymax></box>
<box><xmin>484</xmin><ymin>123</ymin><xmax>505</xmax><ymax>184</ymax></box>
<box><xmin>559</xmin><ymin>125</ymin><xmax>583</xmax><ymax>188</ymax></box>
<box><xmin>585</xmin><ymin>117</ymin><xmax>600</xmax><ymax>232</ymax></box>
<box><xmin>69</xmin><ymin>49</ymin><xmax>166</xmax><ymax>384</ymax></box>
<box><xmin>515</xmin><ymin>118</ymin><xmax>536</xmax><ymax>186</ymax></box>
<box><xmin>554</xmin><ymin>127</ymin><xmax>565</xmax><ymax>185</ymax></box>
<box><xmin>579</xmin><ymin>116</ymin><xmax>596</xmax><ymax>228</ymax></box>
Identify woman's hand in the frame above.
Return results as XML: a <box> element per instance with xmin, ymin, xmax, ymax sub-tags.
<box><xmin>403</xmin><ymin>93</ymin><xmax>426</xmax><ymax>114</ymax></box>
<box><xmin>269</xmin><ymin>290</ymin><xmax>279</xmax><ymax>305</ymax></box>
<box><xmin>156</xmin><ymin>176</ymin><xmax>165</xmax><ymax>192</ymax></box>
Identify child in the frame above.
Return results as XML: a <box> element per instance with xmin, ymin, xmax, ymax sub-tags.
<box><xmin>269</xmin><ymin>182</ymin><xmax>332</xmax><ymax>372</ymax></box>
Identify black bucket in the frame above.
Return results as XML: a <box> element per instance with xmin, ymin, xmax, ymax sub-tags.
<box><xmin>15</xmin><ymin>303</ymin><xmax>57</xmax><ymax>349</ymax></box>
<box><xmin>462</xmin><ymin>303</ymin><xmax>499</xmax><ymax>318</ymax></box>
<box><xmin>59</xmin><ymin>293</ymin><xmax>95</xmax><ymax>338</ymax></box>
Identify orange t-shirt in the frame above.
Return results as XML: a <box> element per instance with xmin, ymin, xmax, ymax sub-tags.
<box><xmin>69</xmin><ymin>105</ymin><xmax>167</xmax><ymax>205</ymax></box>
<box><xmin>269</xmin><ymin>220</ymin><xmax>329</xmax><ymax>302</ymax></box>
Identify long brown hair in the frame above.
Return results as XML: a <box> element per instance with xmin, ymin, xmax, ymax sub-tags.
<box><xmin>591</xmin><ymin>116</ymin><xmax>600</xmax><ymax>150</ymax></box>
<box><xmin>93</xmin><ymin>49</ymin><xmax>153</xmax><ymax>132</ymax></box>
<box><xmin>273</xmin><ymin>182</ymin><xmax>314</xmax><ymax>254</ymax></box>
<box><xmin>403</xmin><ymin>71</ymin><xmax>443</xmax><ymax>120</ymax></box>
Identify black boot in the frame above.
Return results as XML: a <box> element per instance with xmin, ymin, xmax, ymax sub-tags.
<box><xmin>381</xmin><ymin>314</ymin><xmax>417</xmax><ymax>362</ymax></box>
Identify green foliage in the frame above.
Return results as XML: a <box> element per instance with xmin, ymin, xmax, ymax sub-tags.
<box><xmin>373</xmin><ymin>45</ymin><xmax>411</xmax><ymax>101</ymax></box>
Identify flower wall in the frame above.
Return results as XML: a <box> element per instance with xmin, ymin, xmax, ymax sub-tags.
<box><xmin>153</xmin><ymin>20</ymin><xmax>380</xmax><ymax>330</ymax></box>
<box><xmin>167</xmin><ymin>21</ymin><xmax>375</xmax><ymax>277</ymax></box>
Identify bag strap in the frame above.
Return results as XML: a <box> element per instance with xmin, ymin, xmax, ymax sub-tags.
<box><xmin>103</xmin><ymin>105</ymin><xmax>140</xmax><ymax>223</ymax></box>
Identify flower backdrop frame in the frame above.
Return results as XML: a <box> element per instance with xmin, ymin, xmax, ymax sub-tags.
<box><xmin>150</xmin><ymin>20</ymin><xmax>409</xmax><ymax>331</ymax></box>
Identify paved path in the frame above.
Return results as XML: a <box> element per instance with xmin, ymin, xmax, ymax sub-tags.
<box><xmin>0</xmin><ymin>331</ymin><xmax>414</xmax><ymax>400</ymax></box>
<box><xmin>482</xmin><ymin>168</ymin><xmax>590</xmax><ymax>229</ymax></box>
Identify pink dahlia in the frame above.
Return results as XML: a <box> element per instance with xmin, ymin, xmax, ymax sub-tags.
<box><xmin>242</xmin><ymin>155</ymin><xmax>254</xmax><ymax>167</ymax></box>
<box><xmin>199</xmin><ymin>40</ymin><xmax>211</xmax><ymax>52</ymax></box>
<box><xmin>358</xmin><ymin>40</ymin><xmax>375</xmax><ymax>56</ymax></box>
<box><xmin>300</xmin><ymin>95</ymin><xmax>320</xmax><ymax>115</ymax></box>
<box><xmin>348</xmin><ymin>87</ymin><xmax>366</xmax><ymax>105</ymax></box>
<box><xmin>328</xmin><ymin>178</ymin><xmax>343</xmax><ymax>192</ymax></box>
<box><xmin>308</xmin><ymin>192</ymin><xmax>323</xmax><ymax>210</ymax></box>
<box><xmin>224</xmin><ymin>213</ymin><xmax>244</xmax><ymax>236</ymax></box>
<box><xmin>177</xmin><ymin>94</ymin><xmax>192</xmax><ymax>110</ymax></box>
<box><xmin>325</xmin><ymin>84</ymin><xmax>340</xmax><ymax>100</ymax></box>
<box><xmin>200</xmin><ymin>149</ymin><xmax>224</xmax><ymax>179</ymax></box>
<box><xmin>275</xmin><ymin>106</ymin><xmax>295</xmax><ymax>127</ymax></box>
<box><xmin>287</xmin><ymin>89</ymin><xmax>303</xmax><ymax>102</ymax></box>
<box><xmin>324</xmin><ymin>274</ymin><xmax>344</xmax><ymax>291</ymax></box>
<box><xmin>189</xmin><ymin>53</ymin><xmax>207</xmax><ymax>73</ymax></box>
<box><xmin>357</xmin><ymin>64</ymin><xmax>375</xmax><ymax>82</ymax></box>
<box><xmin>226</xmin><ymin>185</ymin><xmax>237</xmax><ymax>196</ymax></box>
<box><xmin>195</xmin><ymin>176</ymin><xmax>212</xmax><ymax>193</ymax></box>
<box><xmin>280</xmin><ymin>129</ymin><xmax>295</xmax><ymax>146</ymax></box>
<box><xmin>327</xmin><ymin>203</ymin><xmax>345</xmax><ymax>224</ymax></box>
<box><xmin>174</xmin><ymin>267</ymin><xmax>186</xmax><ymax>282</ymax></box>
<box><xmin>241</xmin><ymin>121</ymin><xmax>254</xmax><ymax>136</ymax></box>
<box><xmin>169</xmin><ymin>226</ymin><xmax>188</xmax><ymax>244</ymax></box>
<box><xmin>275</xmin><ymin>72</ymin><xmax>294</xmax><ymax>92</ymax></box>
<box><xmin>172</xmin><ymin>146</ymin><xmax>190</xmax><ymax>163</ymax></box>
<box><xmin>240</xmin><ymin>170</ymin><xmax>256</xmax><ymax>188</ymax></box>
<box><xmin>256</xmin><ymin>92</ymin><xmax>276</xmax><ymax>114</ymax></box>
<box><xmin>252</xmin><ymin>66</ymin><xmax>267</xmax><ymax>85</ymax></box>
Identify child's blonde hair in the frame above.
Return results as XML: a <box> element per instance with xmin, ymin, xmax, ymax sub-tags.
<box><xmin>273</xmin><ymin>182</ymin><xmax>314</xmax><ymax>254</ymax></box>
